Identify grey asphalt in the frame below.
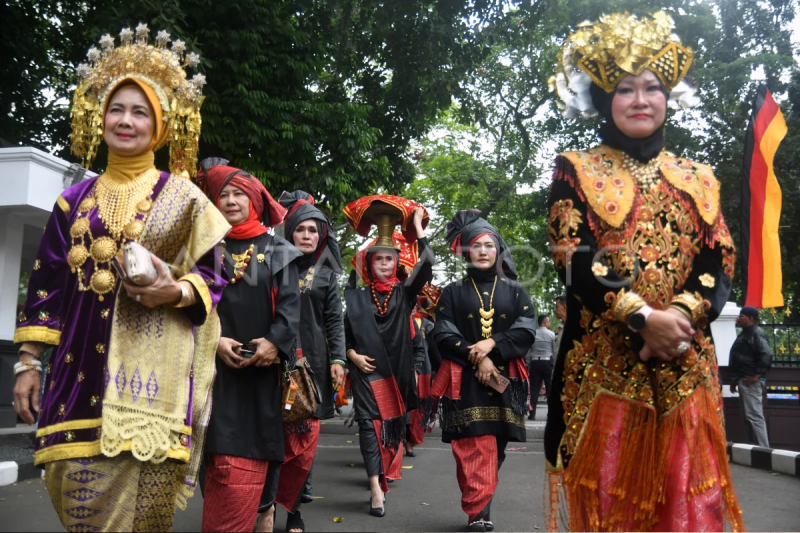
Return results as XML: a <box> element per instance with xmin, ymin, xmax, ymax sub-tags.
<box><xmin>1</xmin><ymin>432</ymin><xmax>799</xmax><ymax>532</ymax></box>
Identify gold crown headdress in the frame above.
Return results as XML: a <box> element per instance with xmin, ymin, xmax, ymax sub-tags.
<box><xmin>552</xmin><ymin>11</ymin><xmax>699</xmax><ymax>119</ymax></box>
<box><xmin>71</xmin><ymin>24</ymin><xmax>206</xmax><ymax>177</ymax></box>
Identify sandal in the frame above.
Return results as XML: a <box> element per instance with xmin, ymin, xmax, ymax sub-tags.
<box><xmin>286</xmin><ymin>510</ymin><xmax>305</xmax><ymax>532</ymax></box>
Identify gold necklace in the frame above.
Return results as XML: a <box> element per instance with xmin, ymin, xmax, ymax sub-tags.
<box><xmin>95</xmin><ymin>169</ymin><xmax>160</xmax><ymax>239</ymax></box>
<box><xmin>299</xmin><ymin>266</ymin><xmax>315</xmax><ymax>294</ymax></box>
<box><xmin>66</xmin><ymin>171</ymin><xmax>157</xmax><ymax>300</ymax></box>
<box><xmin>622</xmin><ymin>152</ymin><xmax>662</xmax><ymax>191</ymax></box>
<box><xmin>470</xmin><ymin>276</ymin><xmax>497</xmax><ymax>339</ymax></box>
<box><xmin>230</xmin><ymin>244</ymin><xmax>255</xmax><ymax>283</ymax></box>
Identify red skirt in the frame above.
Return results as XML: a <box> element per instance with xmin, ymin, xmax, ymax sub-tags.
<box><xmin>451</xmin><ymin>435</ymin><xmax>498</xmax><ymax>524</ymax></box>
<box><xmin>276</xmin><ymin>419</ymin><xmax>321</xmax><ymax>511</ymax></box>
<box><xmin>406</xmin><ymin>408</ymin><xmax>425</xmax><ymax>446</ymax></box>
<box><xmin>202</xmin><ymin>454</ymin><xmax>270</xmax><ymax>532</ymax></box>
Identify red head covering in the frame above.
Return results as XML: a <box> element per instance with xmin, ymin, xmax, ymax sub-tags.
<box><xmin>196</xmin><ymin>158</ymin><xmax>286</xmax><ymax>233</ymax></box>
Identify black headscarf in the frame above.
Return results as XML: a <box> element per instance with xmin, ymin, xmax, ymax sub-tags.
<box><xmin>279</xmin><ymin>190</ymin><xmax>343</xmax><ymax>273</ymax></box>
<box><xmin>445</xmin><ymin>210</ymin><xmax>517</xmax><ymax>280</ymax></box>
<box><xmin>589</xmin><ymin>79</ymin><xmax>668</xmax><ymax>163</ymax></box>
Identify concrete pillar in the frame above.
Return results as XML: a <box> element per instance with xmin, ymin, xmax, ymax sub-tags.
<box><xmin>0</xmin><ymin>212</ymin><xmax>24</xmax><ymax>342</ymax></box>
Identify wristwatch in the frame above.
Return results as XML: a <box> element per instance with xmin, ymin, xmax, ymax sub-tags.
<box><xmin>627</xmin><ymin>304</ymin><xmax>653</xmax><ymax>332</ymax></box>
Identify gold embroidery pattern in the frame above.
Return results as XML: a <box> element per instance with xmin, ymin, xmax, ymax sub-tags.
<box><xmin>548</xmin><ymin>199</ymin><xmax>583</xmax><ymax>269</ymax></box>
<box><xmin>441</xmin><ymin>406</ymin><xmax>526</xmax><ymax>429</ymax></box>
<box><xmin>591</xmin><ymin>262</ymin><xmax>608</xmax><ymax>276</ymax></box>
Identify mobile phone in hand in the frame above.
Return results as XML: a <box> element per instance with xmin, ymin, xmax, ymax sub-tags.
<box><xmin>475</xmin><ymin>370</ymin><xmax>509</xmax><ymax>394</ymax></box>
<box><xmin>239</xmin><ymin>343</ymin><xmax>257</xmax><ymax>358</ymax></box>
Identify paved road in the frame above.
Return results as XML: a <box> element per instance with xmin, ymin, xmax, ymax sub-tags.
<box><xmin>2</xmin><ymin>432</ymin><xmax>799</xmax><ymax>532</ymax></box>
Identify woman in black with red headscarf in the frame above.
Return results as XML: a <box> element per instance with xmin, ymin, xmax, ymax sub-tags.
<box><xmin>344</xmin><ymin>207</ymin><xmax>432</xmax><ymax>518</ymax></box>
<box><xmin>255</xmin><ymin>190</ymin><xmax>346</xmax><ymax>533</ymax></box>
<box><xmin>195</xmin><ymin>158</ymin><xmax>302</xmax><ymax>533</ymax></box>
<box><xmin>431</xmin><ymin>210</ymin><xmax>537</xmax><ymax>532</ymax></box>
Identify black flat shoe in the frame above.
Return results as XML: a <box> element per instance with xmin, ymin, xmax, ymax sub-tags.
<box><xmin>468</xmin><ymin>520</ymin><xmax>487</xmax><ymax>532</ymax></box>
<box><xmin>300</xmin><ymin>494</ymin><xmax>313</xmax><ymax>504</ymax></box>
<box><xmin>405</xmin><ymin>450</ymin><xmax>416</xmax><ymax>457</ymax></box>
<box><xmin>286</xmin><ymin>510</ymin><xmax>305</xmax><ymax>532</ymax></box>
<box><xmin>386</xmin><ymin>478</ymin><xmax>395</xmax><ymax>483</ymax></box>
<box><xmin>484</xmin><ymin>521</ymin><xmax>494</xmax><ymax>531</ymax></box>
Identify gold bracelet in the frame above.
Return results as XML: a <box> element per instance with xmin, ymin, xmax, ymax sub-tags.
<box><xmin>671</xmin><ymin>292</ymin><xmax>704</xmax><ymax>324</ymax></box>
<box><xmin>613</xmin><ymin>290</ymin><xmax>646</xmax><ymax>323</ymax></box>
<box><xmin>173</xmin><ymin>281</ymin><xmax>196</xmax><ymax>308</ymax></box>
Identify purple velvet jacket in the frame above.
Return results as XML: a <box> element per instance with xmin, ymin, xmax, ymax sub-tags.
<box><xmin>15</xmin><ymin>172</ymin><xmax>228</xmax><ymax>465</ymax></box>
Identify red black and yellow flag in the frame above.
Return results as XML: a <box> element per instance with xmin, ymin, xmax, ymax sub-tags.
<box><xmin>741</xmin><ymin>86</ymin><xmax>787</xmax><ymax>308</ymax></box>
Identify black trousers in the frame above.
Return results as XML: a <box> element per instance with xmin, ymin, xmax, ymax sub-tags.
<box><xmin>528</xmin><ymin>359</ymin><xmax>552</xmax><ymax>415</ymax></box>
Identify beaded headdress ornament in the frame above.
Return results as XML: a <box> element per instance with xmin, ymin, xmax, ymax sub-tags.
<box><xmin>552</xmin><ymin>11</ymin><xmax>700</xmax><ymax>119</ymax></box>
<box><xmin>71</xmin><ymin>24</ymin><xmax>206</xmax><ymax>177</ymax></box>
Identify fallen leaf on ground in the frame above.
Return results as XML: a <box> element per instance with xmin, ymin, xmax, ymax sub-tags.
<box><xmin>333</xmin><ymin>517</ymin><xmax>343</xmax><ymax>523</ymax></box>
<box><xmin>402</xmin><ymin>465</ymin><xmax>413</xmax><ymax>469</ymax></box>
<box><xmin>346</xmin><ymin>462</ymin><xmax>355</xmax><ymax>467</ymax></box>
<box><xmin>346</xmin><ymin>440</ymin><xmax>354</xmax><ymax>443</ymax></box>
<box><xmin>313</xmin><ymin>496</ymin><xmax>324</xmax><ymax>499</ymax></box>
<box><xmin>355</xmin><ymin>433</ymin><xmax>360</xmax><ymax>436</ymax></box>
<box><xmin>421</xmin><ymin>502</ymin><xmax>430</xmax><ymax>506</ymax></box>
<box><xmin>507</xmin><ymin>447</ymin><xmax>527</xmax><ymax>451</ymax></box>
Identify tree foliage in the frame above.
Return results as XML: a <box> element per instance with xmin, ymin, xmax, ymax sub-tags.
<box><xmin>3</xmin><ymin>0</ymin><xmax>799</xmax><ymax>314</ymax></box>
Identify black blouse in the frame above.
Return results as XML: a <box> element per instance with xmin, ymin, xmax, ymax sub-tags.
<box><xmin>298</xmin><ymin>263</ymin><xmax>346</xmax><ymax>420</ymax></box>
<box><xmin>433</xmin><ymin>275</ymin><xmax>537</xmax><ymax>442</ymax></box>
<box><xmin>344</xmin><ymin>238</ymin><xmax>434</xmax><ymax>421</ymax></box>
<box><xmin>205</xmin><ymin>233</ymin><xmax>301</xmax><ymax>462</ymax></box>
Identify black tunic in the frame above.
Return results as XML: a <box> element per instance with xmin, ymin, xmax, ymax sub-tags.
<box><xmin>344</xmin><ymin>238</ymin><xmax>434</xmax><ymax>422</ymax></box>
<box><xmin>420</xmin><ymin>317</ymin><xmax>441</xmax><ymax>374</ymax></box>
<box><xmin>206</xmin><ymin>233</ymin><xmax>301</xmax><ymax>461</ymax></box>
<box><xmin>433</xmin><ymin>274</ymin><xmax>537</xmax><ymax>443</ymax></box>
<box><xmin>298</xmin><ymin>263</ymin><xmax>346</xmax><ymax>420</ymax></box>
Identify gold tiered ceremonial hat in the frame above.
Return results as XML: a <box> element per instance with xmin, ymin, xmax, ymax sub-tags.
<box><xmin>71</xmin><ymin>24</ymin><xmax>206</xmax><ymax>177</ymax></box>
<box><xmin>552</xmin><ymin>11</ymin><xmax>699</xmax><ymax>118</ymax></box>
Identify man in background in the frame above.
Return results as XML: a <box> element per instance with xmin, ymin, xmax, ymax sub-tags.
<box><xmin>730</xmin><ymin>306</ymin><xmax>773</xmax><ymax>448</ymax></box>
<box><xmin>554</xmin><ymin>294</ymin><xmax>566</xmax><ymax>354</ymax></box>
<box><xmin>527</xmin><ymin>314</ymin><xmax>555</xmax><ymax>420</ymax></box>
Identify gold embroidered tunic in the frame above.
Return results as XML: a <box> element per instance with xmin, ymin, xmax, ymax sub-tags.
<box><xmin>544</xmin><ymin>146</ymin><xmax>743</xmax><ymax>531</ymax></box>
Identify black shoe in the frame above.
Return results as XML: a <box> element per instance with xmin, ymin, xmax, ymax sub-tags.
<box><xmin>286</xmin><ymin>510</ymin><xmax>305</xmax><ymax>532</ymax></box>
<box><xmin>386</xmin><ymin>478</ymin><xmax>395</xmax><ymax>483</ymax></box>
<box><xmin>369</xmin><ymin>501</ymin><xmax>385</xmax><ymax>517</ymax></box>
<box><xmin>468</xmin><ymin>520</ymin><xmax>487</xmax><ymax>532</ymax></box>
<box><xmin>300</xmin><ymin>494</ymin><xmax>313</xmax><ymax>504</ymax></box>
<box><xmin>527</xmin><ymin>414</ymin><xmax>536</xmax><ymax>420</ymax></box>
<box><xmin>484</xmin><ymin>521</ymin><xmax>494</xmax><ymax>531</ymax></box>
<box><xmin>405</xmin><ymin>450</ymin><xmax>416</xmax><ymax>457</ymax></box>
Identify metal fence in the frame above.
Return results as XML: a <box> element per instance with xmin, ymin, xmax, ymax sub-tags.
<box><xmin>761</xmin><ymin>322</ymin><xmax>800</xmax><ymax>367</ymax></box>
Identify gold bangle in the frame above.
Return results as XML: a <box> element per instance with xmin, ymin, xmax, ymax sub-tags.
<box><xmin>671</xmin><ymin>292</ymin><xmax>704</xmax><ymax>324</ymax></box>
<box><xmin>613</xmin><ymin>290</ymin><xmax>646</xmax><ymax>323</ymax></box>
<box><xmin>174</xmin><ymin>281</ymin><xmax>196</xmax><ymax>309</ymax></box>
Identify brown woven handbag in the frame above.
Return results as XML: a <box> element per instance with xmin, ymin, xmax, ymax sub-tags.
<box><xmin>282</xmin><ymin>357</ymin><xmax>321</xmax><ymax>424</ymax></box>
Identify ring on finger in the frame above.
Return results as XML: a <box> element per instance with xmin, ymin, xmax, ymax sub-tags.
<box><xmin>676</xmin><ymin>341</ymin><xmax>691</xmax><ymax>354</ymax></box>
<box><xmin>135</xmin><ymin>294</ymin><xmax>142</xmax><ymax>303</ymax></box>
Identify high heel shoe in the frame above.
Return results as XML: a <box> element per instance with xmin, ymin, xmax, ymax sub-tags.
<box><xmin>368</xmin><ymin>496</ymin><xmax>385</xmax><ymax>517</ymax></box>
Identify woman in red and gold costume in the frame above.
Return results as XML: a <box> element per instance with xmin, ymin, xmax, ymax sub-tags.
<box><xmin>13</xmin><ymin>26</ymin><xmax>229</xmax><ymax>532</ymax></box>
<box><xmin>343</xmin><ymin>198</ymin><xmax>432</xmax><ymax>518</ymax></box>
<box><xmin>545</xmin><ymin>12</ymin><xmax>743</xmax><ymax>532</ymax></box>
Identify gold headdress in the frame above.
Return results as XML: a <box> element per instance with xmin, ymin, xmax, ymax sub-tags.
<box><xmin>71</xmin><ymin>24</ymin><xmax>206</xmax><ymax>177</ymax></box>
<box><xmin>552</xmin><ymin>11</ymin><xmax>699</xmax><ymax>118</ymax></box>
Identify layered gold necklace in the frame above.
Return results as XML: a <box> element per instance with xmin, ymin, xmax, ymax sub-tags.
<box><xmin>470</xmin><ymin>276</ymin><xmax>497</xmax><ymax>338</ymax></box>
<box><xmin>67</xmin><ymin>169</ymin><xmax>159</xmax><ymax>300</ymax></box>
<box><xmin>622</xmin><ymin>152</ymin><xmax>663</xmax><ymax>191</ymax></box>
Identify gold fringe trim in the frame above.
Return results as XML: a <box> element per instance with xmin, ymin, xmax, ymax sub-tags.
<box><xmin>100</xmin><ymin>401</ymin><xmax>187</xmax><ymax>464</ymax></box>
<box><xmin>553</xmin><ymin>387</ymin><xmax>745</xmax><ymax>532</ymax></box>
<box><xmin>653</xmin><ymin>385</ymin><xmax>745</xmax><ymax>532</ymax></box>
<box><xmin>14</xmin><ymin>326</ymin><xmax>61</xmax><ymax>345</ymax></box>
